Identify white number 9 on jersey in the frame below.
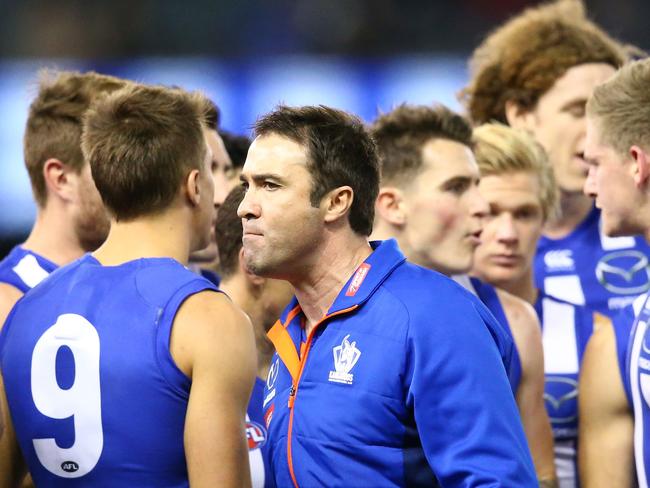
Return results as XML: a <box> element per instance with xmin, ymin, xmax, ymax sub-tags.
<box><xmin>31</xmin><ymin>313</ymin><xmax>103</xmax><ymax>478</ymax></box>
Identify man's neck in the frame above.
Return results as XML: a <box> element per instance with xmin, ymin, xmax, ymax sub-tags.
<box><xmin>93</xmin><ymin>211</ymin><xmax>192</xmax><ymax>266</ymax></box>
<box><xmin>293</xmin><ymin>235</ymin><xmax>372</xmax><ymax>337</ymax></box>
<box><xmin>22</xmin><ymin>207</ymin><xmax>85</xmax><ymax>266</ymax></box>
<box><xmin>543</xmin><ymin>190</ymin><xmax>593</xmax><ymax>239</ymax></box>
<box><xmin>485</xmin><ymin>268</ymin><xmax>537</xmax><ymax>306</ymax></box>
<box><xmin>219</xmin><ymin>275</ymin><xmax>277</xmax><ymax>380</ymax></box>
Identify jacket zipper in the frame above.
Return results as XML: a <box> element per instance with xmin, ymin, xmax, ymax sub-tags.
<box><xmin>285</xmin><ymin>305</ymin><xmax>358</xmax><ymax>488</ymax></box>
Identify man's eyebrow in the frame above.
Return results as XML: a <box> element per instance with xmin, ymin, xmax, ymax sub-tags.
<box><xmin>240</xmin><ymin>173</ymin><xmax>288</xmax><ymax>184</ymax></box>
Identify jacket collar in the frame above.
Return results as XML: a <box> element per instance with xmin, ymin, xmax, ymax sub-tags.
<box><xmin>277</xmin><ymin>238</ymin><xmax>406</xmax><ymax>325</ymax></box>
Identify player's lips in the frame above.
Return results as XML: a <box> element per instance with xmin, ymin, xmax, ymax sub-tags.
<box><xmin>489</xmin><ymin>254</ymin><xmax>521</xmax><ymax>266</ymax></box>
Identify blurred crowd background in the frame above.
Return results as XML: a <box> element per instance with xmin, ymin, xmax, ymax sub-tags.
<box><xmin>1</xmin><ymin>0</ymin><xmax>648</xmax><ymax>254</ymax></box>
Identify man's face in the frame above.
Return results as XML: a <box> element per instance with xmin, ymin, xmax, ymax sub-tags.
<box><xmin>517</xmin><ymin>63</ymin><xmax>616</xmax><ymax>194</ymax></box>
<box><xmin>400</xmin><ymin>138</ymin><xmax>487</xmax><ymax>275</ymax></box>
<box><xmin>584</xmin><ymin>116</ymin><xmax>640</xmax><ymax>236</ymax></box>
<box><xmin>190</xmin><ymin>128</ymin><xmax>235</xmax><ymax>262</ymax></box>
<box><xmin>472</xmin><ymin>171</ymin><xmax>544</xmax><ymax>288</ymax></box>
<box><xmin>73</xmin><ymin>163</ymin><xmax>111</xmax><ymax>252</ymax></box>
<box><xmin>238</xmin><ymin>133</ymin><xmax>324</xmax><ymax>279</ymax></box>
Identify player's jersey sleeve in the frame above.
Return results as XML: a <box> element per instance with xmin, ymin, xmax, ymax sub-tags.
<box><xmin>404</xmin><ymin>291</ymin><xmax>537</xmax><ymax>486</ymax></box>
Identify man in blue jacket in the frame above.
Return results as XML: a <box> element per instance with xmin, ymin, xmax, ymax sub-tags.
<box><xmin>237</xmin><ymin>104</ymin><xmax>537</xmax><ymax>487</ymax></box>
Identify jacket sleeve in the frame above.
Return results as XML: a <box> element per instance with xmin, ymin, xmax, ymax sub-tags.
<box><xmin>404</xmin><ymin>292</ymin><xmax>537</xmax><ymax>487</ymax></box>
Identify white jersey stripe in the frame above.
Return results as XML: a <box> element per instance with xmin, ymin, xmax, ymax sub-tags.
<box><xmin>543</xmin><ymin>275</ymin><xmax>586</xmax><ymax>306</ymax></box>
<box><xmin>542</xmin><ymin>299</ymin><xmax>578</xmax><ymax>374</ymax></box>
<box><xmin>12</xmin><ymin>254</ymin><xmax>50</xmax><ymax>289</ymax></box>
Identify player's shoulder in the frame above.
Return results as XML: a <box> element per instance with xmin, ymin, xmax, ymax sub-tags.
<box><xmin>171</xmin><ymin>289</ymin><xmax>254</xmax><ymax>375</ymax></box>
<box><xmin>496</xmin><ymin>288</ymin><xmax>542</xmax><ymax>361</ymax></box>
<box><xmin>175</xmin><ymin>290</ymin><xmax>249</xmax><ymax>335</ymax></box>
<box><xmin>108</xmin><ymin>257</ymin><xmax>218</xmax><ymax>310</ymax></box>
<box><xmin>496</xmin><ymin>289</ymin><xmax>540</xmax><ymax>336</ymax></box>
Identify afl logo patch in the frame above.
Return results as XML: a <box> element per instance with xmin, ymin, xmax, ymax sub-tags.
<box><xmin>61</xmin><ymin>461</ymin><xmax>79</xmax><ymax>473</ymax></box>
<box><xmin>246</xmin><ymin>421</ymin><xmax>267</xmax><ymax>450</ymax></box>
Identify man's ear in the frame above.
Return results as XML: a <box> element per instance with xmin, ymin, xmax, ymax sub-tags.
<box><xmin>504</xmin><ymin>100</ymin><xmax>536</xmax><ymax>132</ymax></box>
<box><xmin>323</xmin><ymin>186</ymin><xmax>354</xmax><ymax>224</ymax></box>
<box><xmin>239</xmin><ymin>247</ymin><xmax>265</xmax><ymax>287</ymax></box>
<box><xmin>631</xmin><ymin>145</ymin><xmax>650</xmax><ymax>188</ymax></box>
<box><xmin>375</xmin><ymin>187</ymin><xmax>406</xmax><ymax>226</ymax></box>
<box><xmin>43</xmin><ymin>158</ymin><xmax>75</xmax><ymax>202</ymax></box>
<box><xmin>185</xmin><ymin>169</ymin><xmax>202</xmax><ymax>206</ymax></box>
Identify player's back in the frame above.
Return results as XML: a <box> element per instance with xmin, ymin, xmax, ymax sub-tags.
<box><xmin>0</xmin><ymin>254</ymin><xmax>217</xmax><ymax>487</ymax></box>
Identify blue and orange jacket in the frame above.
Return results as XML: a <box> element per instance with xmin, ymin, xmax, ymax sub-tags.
<box><xmin>263</xmin><ymin>240</ymin><xmax>537</xmax><ymax>487</ymax></box>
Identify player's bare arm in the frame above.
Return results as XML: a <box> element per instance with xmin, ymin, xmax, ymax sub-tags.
<box><xmin>171</xmin><ymin>290</ymin><xmax>257</xmax><ymax>488</ymax></box>
<box><xmin>579</xmin><ymin>318</ymin><xmax>634</xmax><ymax>487</ymax></box>
<box><xmin>0</xmin><ymin>372</ymin><xmax>27</xmax><ymax>488</ymax></box>
<box><xmin>0</xmin><ymin>283</ymin><xmax>23</xmax><ymax>330</ymax></box>
<box><xmin>498</xmin><ymin>289</ymin><xmax>557</xmax><ymax>486</ymax></box>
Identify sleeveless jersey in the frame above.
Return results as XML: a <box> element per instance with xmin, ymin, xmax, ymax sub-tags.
<box><xmin>247</xmin><ymin>377</ymin><xmax>275</xmax><ymax>488</ymax></box>
<box><xmin>0</xmin><ymin>245</ymin><xmax>58</xmax><ymax>293</ymax></box>
<box><xmin>0</xmin><ymin>254</ymin><xmax>217</xmax><ymax>487</ymax></box>
<box><xmin>535</xmin><ymin>206</ymin><xmax>650</xmax><ymax>317</ymax></box>
<box><xmin>453</xmin><ymin>275</ymin><xmax>522</xmax><ymax>393</ymax></box>
<box><xmin>534</xmin><ymin>291</ymin><xmax>595</xmax><ymax>488</ymax></box>
<box><xmin>620</xmin><ymin>292</ymin><xmax>650</xmax><ymax>487</ymax></box>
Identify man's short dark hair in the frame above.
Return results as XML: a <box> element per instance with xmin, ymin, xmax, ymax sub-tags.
<box><xmin>254</xmin><ymin>105</ymin><xmax>379</xmax><ymax>236</ymax></box>
<box><xmin>216</xmin><ymin>185</ymin><xmax>246</xmax><ymax>279</ymax></box>
<box><xmin>220</xmin><ymin>131</ymin><xmax>251</xmax><ymax>170</ymax></box>
<box><xmin>371</xmin><ymin>104</ymin><xmax>473</xmax><ymax>186</ymax></box>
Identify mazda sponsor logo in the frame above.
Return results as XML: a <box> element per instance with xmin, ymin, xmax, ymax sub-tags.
<box><xmin>596</xmin><ymin>250</ymin><xmax>650</xmax><ymax>295</ymax></box>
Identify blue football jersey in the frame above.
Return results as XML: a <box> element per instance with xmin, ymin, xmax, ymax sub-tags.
<box><xmin>0</xmin><ymin>245</ymin><xmax>58</xmax><ymax>293</ymax></box>
<box><xmin>535</xmin><ymin>206</ymin><xmax>650</xmax><ymax>317</ymax></box>
<box><xmin>534</xmin><ymin>291</ymin><xmax>595</xmax><ymax>487</ymax></box>
<box><xmin>619</xmin><ymin>292</ymin><xmax>650</xmax><ymax>487</ymax></box>
<box><xmin>0</xmin><ymin>254</ymin><xmax>217</xmax><ymax>486</ymax></box>
<box><xmin>247</xmin><ymin>377</ymin><xmax>274</xmax><ymax>488</ymax></box>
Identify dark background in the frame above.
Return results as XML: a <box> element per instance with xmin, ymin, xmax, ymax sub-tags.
<box><xmin>1</xmin><ymin>0</ymin><xmax>646</xmax><ymax>258</ymax></box>
<box><xmin>1</xmin><ymin>0</ymin><xmax>645</xmax><ymax>59</ymax></box>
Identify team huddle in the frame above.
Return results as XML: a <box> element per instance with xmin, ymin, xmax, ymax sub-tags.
<box><xmin>1</xmin><ymin>0</ymin><xmax>649</xmax><ymax>487</ymax></box>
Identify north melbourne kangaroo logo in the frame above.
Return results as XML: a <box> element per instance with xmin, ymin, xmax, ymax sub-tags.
<box><xmin>329</xmin><ymin>334</ymin><xmax>361</xmax><ymax>385</ymax></box>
